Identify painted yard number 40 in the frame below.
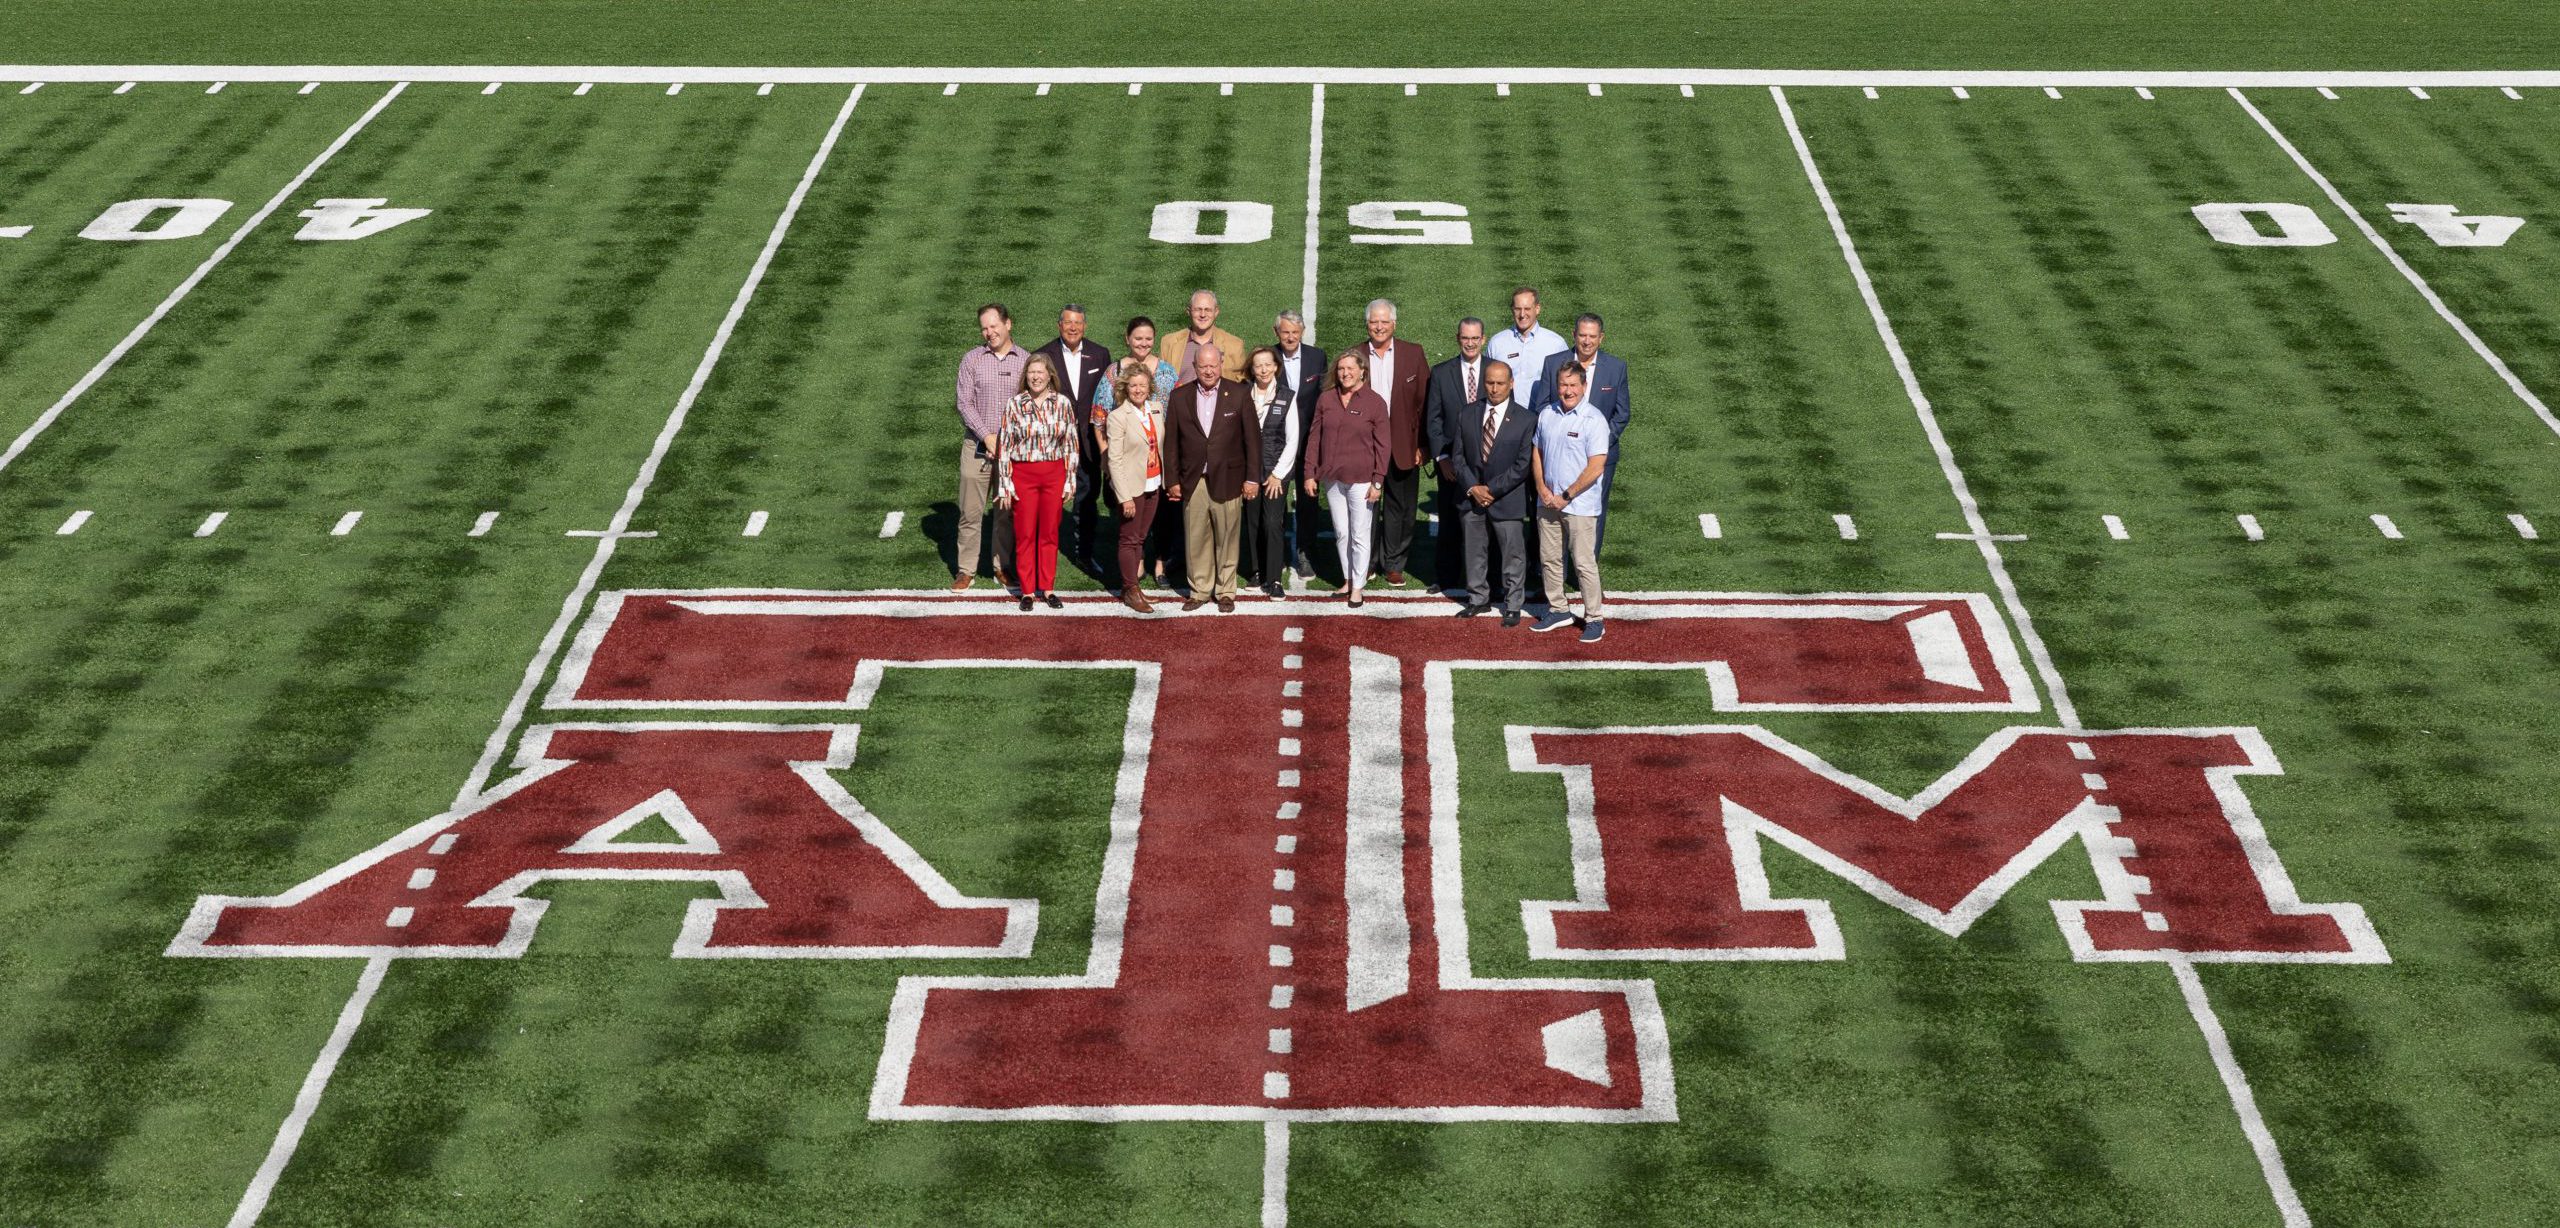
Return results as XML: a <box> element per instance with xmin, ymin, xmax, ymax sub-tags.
<box><xmin>0</xmin><ymin>197</ymin><xmax>431</xmax><ymax>241</ymax></box>
<box><xmin>2194</xmin><ymin>201</ymin><xmax>2525</xmax><ymax>247</ymax></box>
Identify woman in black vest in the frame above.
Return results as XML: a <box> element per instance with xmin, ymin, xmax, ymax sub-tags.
<box><xmin>1239</xmin><ymin>346</ymin><xmax>1300</xmax><ymax>600</ymax></box>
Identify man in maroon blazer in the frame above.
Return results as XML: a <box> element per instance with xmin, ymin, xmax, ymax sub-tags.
<box><xmin>1360</xmin><ymin>298</ymin><xmax>1430</xmax><ymax>587</ymax></box>
<box><xmin>1162</xmin><ymin>344</ymin><xmax>1264</xmax><ymax>611</ymax></box>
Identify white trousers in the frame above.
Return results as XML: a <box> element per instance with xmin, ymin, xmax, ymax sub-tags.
<box><xmin>1326</xmin><ymin>481</ymin><xmax>1374</xmax><ymax>589</ymax></box>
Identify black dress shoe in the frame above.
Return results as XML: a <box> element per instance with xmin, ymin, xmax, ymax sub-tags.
<box><xmin>1043</xmin><ymin>592</ymin><xmax>1064</xmax><ymax>609</ymax></box>
<box><xmin>1018</xmin><ymin>596</ymin><xmax>1034</xmax><ymax>612</ymax></box>
<box><xmin>1454</xmin><ymin>603</ymin><xmax>1490</xmax><ymax>617</ymax></box>
<box><xmin>1501</xmin><ymin>610</ymin><xmax>1522</xmax><ymax>628</ymax></box>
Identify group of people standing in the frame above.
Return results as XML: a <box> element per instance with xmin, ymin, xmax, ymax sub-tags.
<box><xmin>951</xmin><ymin>287</ymin><xmax>1628</xmax><ymax>641</ymax></box>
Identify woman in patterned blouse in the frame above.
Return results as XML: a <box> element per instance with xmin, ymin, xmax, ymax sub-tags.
<box><xmin>996</xmin><ymin>353</ymin><xmax>1080</xmax><ymax>611</ymax></box>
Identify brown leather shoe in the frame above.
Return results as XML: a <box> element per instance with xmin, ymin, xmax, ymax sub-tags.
<box><xmin>1385</xmin><ymin>570</ymin><xmax>1406</xmax><ymax>586</ymax></box>
<box><xmin>950</xmin><ymin>574</ymin><xmax>975</xmax><ymax>593</ymax></box>
<box><xmin>1182</xmin><ymin>598</ymin><xmax>1208</xmax><ymax>611</ymax></box>
<box><xmin>1123</xmin><ymin>591</ymin><xmax>1155</xmax><ymax>613</ymax></box>
<box><xmin>1217</xmin><ymin>597</ymin><xmax>1235</xmax><ymax>613</ymax></box>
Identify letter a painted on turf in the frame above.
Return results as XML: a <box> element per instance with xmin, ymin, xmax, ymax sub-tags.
<box><xmin>168</xmin><ymin>724</ymin><xmax>1034</xmax><ymax>959</ymax></box>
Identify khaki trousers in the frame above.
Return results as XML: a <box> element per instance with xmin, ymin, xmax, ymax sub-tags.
<box><xmin>1536</xmin><ymin>505</ymin><xmax>1605</xmax><ymax>620</ymax></box>
<box><xmin>1182</xmin><ymin>481</ymin><xmax>1245</xmax><ymax>600</ymax></box>
<box><xmin>954</xmin><ymin>438</ymin><xmax>1012</xmax><ymax>580</ymax></box>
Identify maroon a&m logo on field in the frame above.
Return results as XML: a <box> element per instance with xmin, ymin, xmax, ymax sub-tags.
<box><xmin>170</xmin><ymin>590</ymin><xmax>2383</xmax><ymax>1121</ymax></box>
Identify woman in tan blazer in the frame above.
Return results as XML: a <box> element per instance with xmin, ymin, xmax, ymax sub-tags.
<box><xmin>1104</xmin><ymin>366</ymin><xmax>1171</xmax><ymax>612</ymax></box>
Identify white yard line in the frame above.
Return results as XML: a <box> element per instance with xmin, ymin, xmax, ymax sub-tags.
<box><xmin>2231</xmin><ymin>88</ymin><xmax>2560</xmax><ymax>442</ymax></box>
<box><xmin>1773</xmin><ymin>84</ymin><xmax>2310</xmax><ymax>1228</ymax></box>
<box><xmin>7</xmin><ymin>65</ymin><xmax>2560</xmax><ymax>87</ymax></box>
<box><xmin>225</xmin><ymin>958</ymin><xmax>389</xmax><ymax>1228</ymax></box>
<box><xmin>1770</xmin><ymin>87</ymin><xmax>2075</xmax><ymax>724</ymax></box>
<box><xmin>0</xmin><ymin>82</ymin><xmax>407</xmax><ymax>478</ymax></box>
<box><xmin>1300</xmin><ymin>84</ymin><xmax>1324</xmax><ymax>333</ymax></box>
<box><xmin>1262</xmin><ymin>80</ymin><xmax>1328</xmax><ymax>1228</ymax></box>
<box><xmin>1262</xmin><ymin>1119</ymin><xmax>1291</xmax><ymax>1228</ymax></box>
<box><xmin>2173</xmin><ymin>960</ymin><xmax>2313</xmax><ymax>1227</ymax></box>
<box><xmin>224</xmin><ymin>83</ymin><xmax>870</xmax><ymax>1228</ymax></box>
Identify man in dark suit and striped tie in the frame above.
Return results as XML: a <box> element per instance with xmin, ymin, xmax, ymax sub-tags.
<box><xmin>1447</xmin><ymin>360</ymin><xmax>1537</xmax><ymax>626</ymax></box>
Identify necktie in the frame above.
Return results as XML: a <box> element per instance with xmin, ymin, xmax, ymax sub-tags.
<box><xmin>1481</xmin><ymin>408</ymin><xmax>1497</xmax><ymax>465</ymax></box>
<box><xmin>1463</xmin><ymin>362</ymin><xmax>1477</xmax><ymax>403</ymax></box>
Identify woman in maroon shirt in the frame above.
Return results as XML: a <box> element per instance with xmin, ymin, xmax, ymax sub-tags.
<box><xmin>1298</xmin><ymin>351</ymin><xmax>1390</xmax><ymax>607</ymax></box>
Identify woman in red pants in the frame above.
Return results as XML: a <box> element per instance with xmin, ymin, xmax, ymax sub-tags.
<box><xmin>996</xmin><ymin>353</ymin><xmax>1080</xmax><ymax>610</ymax></box>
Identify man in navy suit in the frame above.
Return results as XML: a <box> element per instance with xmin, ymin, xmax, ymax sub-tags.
<box><xmin>1035</xmin><ymin>304</ymin><xmax>1115</xmax><ymax>576</ymax></box>
<box><xmin>1447</xmin><ymin>361</ymin><xmax>1538</xmax><ymax>626</ymax></box>
<box><xmin>1425</xmin><ymin>317</ymin><xmax>1494</xmax><ymax>596</ymax></box>
<box><xmin>1535</xmin><ymin>313</ymin><xmax>1630</xmax><ymax>549</ymax></box>
<box><xmin>1273</xmin><ymin>309</ymin><xmax>1330</xmax><ymax>580</ymax></box>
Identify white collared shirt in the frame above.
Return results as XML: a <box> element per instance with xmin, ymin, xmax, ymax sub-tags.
<box><xmin>1278</xmin><ymin>345</ymin><xmax>1305</xmax><ymax>393</ymax></box>
<box><xmin>1488</xmin><ymin>324</ymin><xmax>1568</xmax><ymax>408</ymax></box>
<box><xmin>1367</xmin><ymin>341</ymin><xmax>1397</xmax><ymax>400</ymax></box>
<box><xmin>1056</xmin><ymin>342</ymin><xmax>1085</xmax><ymax>402</ymax></box>
<box><xmin>1457</xmin><ymin>353</ymin><xmax>1484</xmax><ymax>403</ymax></box>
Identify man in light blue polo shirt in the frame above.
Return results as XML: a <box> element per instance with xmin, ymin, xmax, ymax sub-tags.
<box><xmin>1530</xmin><ymin>365</ymin><xmax>1610</xmax><ymax>642</ymax></box>
<box><xmin>1487</xmin><ymin>285</ymin><xmax>1569</xmax><ymax>410</ymax></box>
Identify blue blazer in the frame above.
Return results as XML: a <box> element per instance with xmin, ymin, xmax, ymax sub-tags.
<box><xmin>1447</xmin><ymin>399</ymin><xmax>1539</xmax><ymax>520</ymax></box>
<box><xmin>1534</xmin><ymin>350</ymin><xmax>1631</xmax><ymax>438</ymax></box>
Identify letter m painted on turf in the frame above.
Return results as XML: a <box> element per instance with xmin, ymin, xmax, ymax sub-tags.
<box><xmin>167</xmin><ymin>723</ymin><xmax>1032</xmax><ymax>959</ymax></box>
<box><xmin>1513</xmin><ymin>726</ymin><xmax>2385</xmax><ymax>963</ymax></box>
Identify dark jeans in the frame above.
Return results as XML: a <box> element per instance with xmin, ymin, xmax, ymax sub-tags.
<box><xmin>1242</xmin><ymin>489</ymin><xmax>1290</xmax><ymax>588</ymax></box>
<box><xmin>1292</xmin><ymin>480</ymin><xmax>1328</xmax><ymax>574</ymax></box>
<box><xmin>1116</xmin><ymin>491</ymin><xmax>1161</xmax><ymax>591</ymax></box>
<box><xmin>1375</xmin><ymin>460</ymin><xmax>1421</xmax><ymax>575</ymax></box>
<box><xmin>1072</xmin><ymin>425</ymin><xmax>1107</xmax><ymax>570</ymax></box>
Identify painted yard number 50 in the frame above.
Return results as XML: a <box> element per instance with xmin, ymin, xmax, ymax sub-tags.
<box><xmin>1150</xmin><ymin>200</ymin><xmax>1473</xmax><ymax>245</ymax></box>
<box><xmin>2194</xmin><ymin>201</ymin><xmax>2525</xmax><ymax>247</ymax></box>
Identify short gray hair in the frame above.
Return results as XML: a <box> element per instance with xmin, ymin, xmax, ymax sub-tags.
<box><xmin>1364</xmin><ymin>298</ymin><xmax>1397</xmax><ymax>322</ymax></box>
<box><xmin>1275</xmin><ymin>308</ymin><xmax>1305</xmax><ymax>327</ymax></box>
<box><xmin>1190</xmin><ymin>288</ymin><xmax>1220</xmax><ymax>308</ymax></box>
<box><xmin>1060</xmin><ymin>303</ymin><xmax>1088</xmax><ymax>319</ymax></box>
<box><xmin>1456</xmin><ymin>316</ymin><xmax>1485</xmax><ymax>333</ymax></box>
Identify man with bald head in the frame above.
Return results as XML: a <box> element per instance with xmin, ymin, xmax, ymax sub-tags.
<box><xmin>1161</xmin><ymin>342</ymin><xmax>1262</xmax><ymax>611</ymax></box>
<box><xmin>1170</xmin><ymin>289</ymin><xmax>1247</xmax><ymax>386</ymax></box>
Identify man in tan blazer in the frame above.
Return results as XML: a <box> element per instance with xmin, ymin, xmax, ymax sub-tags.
<box><xmin>1162</xmin><ymin>344</ymin><xmax>1263</xmax><ymax>611</ymax></box>
<box><xmin>1168</xmin><ymin>289</ymin><xmax>1247</xmax><ymax>386</ymax></box>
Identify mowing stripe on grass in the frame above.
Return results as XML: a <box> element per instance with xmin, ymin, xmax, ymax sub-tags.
<box><xmin>1773</xmin><ymin>83</ymin><xmax>2311</xmax><ymax>1228</ymax></box>
<box><xmin>225</xmin><ymin>83</ymin><xmax>870</xmax><ymax>1228</ymax></box>
<box><xmin>2229</xmin><ymin>87</ymin><xmax>2560</xmax><ymax>441</ymax></box>
<box><xmin>0</xmin><ymin>82</ymin><xmax>406</xmax><ymax>478</ymax></box>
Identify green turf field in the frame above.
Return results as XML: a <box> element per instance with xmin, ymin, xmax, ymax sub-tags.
<box><xmin>0</xmin><ymin>67</ymin><xmax>2555</xmax><ymax>1228</ymax></box>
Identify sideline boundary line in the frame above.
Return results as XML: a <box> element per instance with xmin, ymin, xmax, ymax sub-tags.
<box><xmin>3</xmin><ymin>66</ymin><xmax>2558</xmax><ymax>87</ymax></box>
<box><xmin>0</xmin><ymin>82</ymin><xmax>407</xmax><ymax>477</ymax></box>
<box><xmin>2229</xmin><ymin>87</ymin><xmax>2560</xmax><ymax>441</ymax></box>
<box><xmin>221</xmin><ymin>83</ymin><xmax>871</xmax><ymax>1227</ymax></box>
<box><xmin>1771</xmin><ymin>85</ymin><xmax>2313</xmax><ymax>1228</ymax></box>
